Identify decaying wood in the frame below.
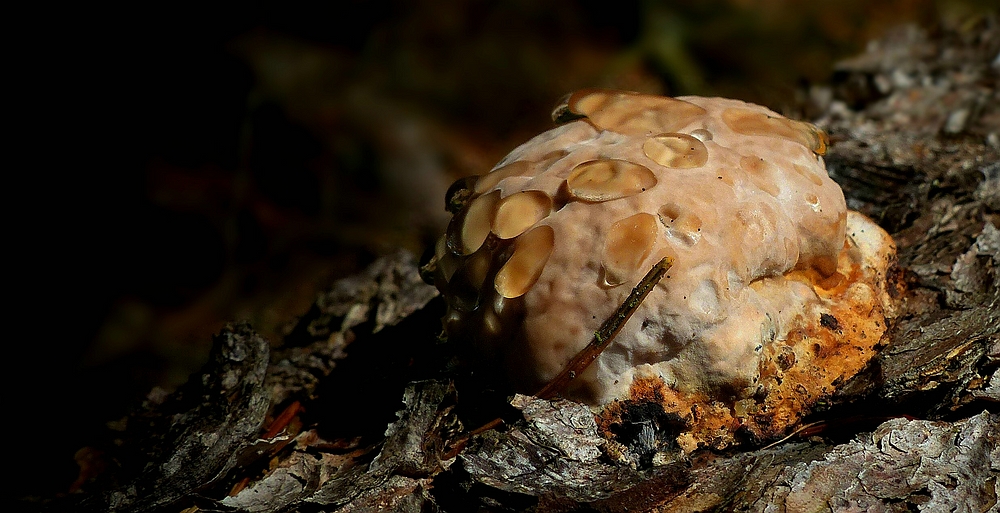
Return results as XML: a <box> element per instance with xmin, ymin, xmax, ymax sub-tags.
<box><xmin>42</xmin><ymin>17</ymin><xmax>998</xmax><ymax>513</ymax></box>
<box><xmin>69</xmin><ymin>323</ymin><xmax>271</xmax><ymax>513</ymax></box>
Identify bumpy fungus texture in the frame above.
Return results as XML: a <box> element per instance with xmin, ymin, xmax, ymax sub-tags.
<box><xmin>431</xmin><ymin>90</ymin><xmax>900</xmax><ymax>449</ymax></box>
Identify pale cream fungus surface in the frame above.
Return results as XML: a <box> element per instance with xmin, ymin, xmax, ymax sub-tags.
<box><xmin>432</xmin><ymin>90</ymin><xmax>900</xmax><ymax>449</ymax></box>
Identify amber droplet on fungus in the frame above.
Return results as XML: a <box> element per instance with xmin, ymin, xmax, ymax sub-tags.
<box><xmin>602</xmin><ymin>213</ymin><xmax>658</xmax><ymax>286</ymax></box>
<box><xmin>643</xmin><ymin>133</ymin><xmax>709</xmax><ymax>169</ymax></box>
<box><xmin>566</xmin><ymin>90</ymin><xmax>708</xmax><ymax>135</ymax></box>
<box><xmin>793</xmin><ymin>163</ymin><xmax>825</xmax><ymax>186</ymax></box>
<box><xmin>464</xmin><ymin>248</ymin><xmax>493</xmax><ymax>291</ymax></box>
<box><xmin>475</xmin><ymin>160</ymin><xmax>531</xmax><ymax>194</ymax></box>
<box><xmin>433</xmin><ymin>235</ymin><xmax>458</xmax><ymax>282</ymax></box>
<box><xmin>454</xmin><ymin>190</ymin><xmax>500</xmax><ymax>255</ymax></box>
<box><xmin>492</xmin><ymin>190</ymin><xmax>553</xmax><ymax>239</ymax></box>
<box><xmin>659</xmin><ymin>203</ymin><xmax>703</xmax><ymax>246</ymax></box>
<box><xmin>494</xmin><ymin>225</ymin><xmax>555</xmax><ymax>298</ymax></box>
<box><xmin>567</xmin><ymin>159</ymin><xmax>657</xmax><ymax>202</ymax></box>
<box><xmin>722</xmin><ymin>108</ymin><xmax>829</xmax><ymax>155</ymax></box>
<box><xmin>740</xmin><ymin>155</ymin><xmax>781</xmax><ymax>197</ymax></box>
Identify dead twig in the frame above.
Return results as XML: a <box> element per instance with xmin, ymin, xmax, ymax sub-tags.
<box><xmin>444</xmin><ymin>257</ymin><xmax>672</xmax><ymax>458</ymax></box>
<box><xmin>535</xmin><ymin>257</ymin><xmax>672</xmax><ymax>399</ymax></box>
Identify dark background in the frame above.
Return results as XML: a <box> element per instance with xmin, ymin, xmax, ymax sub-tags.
<box><xmin>12</xmin><ymin>0</ymin><xmax>996</xmax><ymax>504</ymax></box>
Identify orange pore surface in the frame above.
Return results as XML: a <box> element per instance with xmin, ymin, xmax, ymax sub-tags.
<box><xmin>599</xmin><ymin>220</ymin><xmax>904</xmax><ymax>451</ymax></box>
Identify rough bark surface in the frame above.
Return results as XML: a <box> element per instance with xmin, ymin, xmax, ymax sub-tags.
<box><xmin>70</xmin><ymin>323</ymin><xmax>272</xmax><ymax>513</ymax></box>
<box><xmin>40</xmin><ymin>17</ymin><xmax>998</xmax><ymax>513</ymax></box>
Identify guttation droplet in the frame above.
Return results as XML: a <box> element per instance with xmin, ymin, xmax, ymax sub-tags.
<box><xmin>602</xmin><ymin>212</ymin><xmax>658</xmax><ymax>286</ymax></box>
<box><xmin>566</xmin><ymin>159</ymin><xmax>657</xmax><ymax>202</ymax></box>
<box><xmin>494</xmin><ymin>225</ymin><xmax>556</xmax><ymax>298</ymax></box>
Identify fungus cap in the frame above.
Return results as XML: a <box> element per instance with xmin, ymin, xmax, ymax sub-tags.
<box><xmin>431</xmin><ymin>90</ymin><xmax>899</xmax><ymax>449</ymax></box>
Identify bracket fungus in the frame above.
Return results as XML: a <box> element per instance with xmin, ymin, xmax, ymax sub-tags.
<box><xmin>428</xmin><ymin>90</ymin><xmax>901</xmax><ymax>450</ymax></box>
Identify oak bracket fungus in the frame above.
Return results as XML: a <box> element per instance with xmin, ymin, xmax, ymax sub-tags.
<box><xmin>429</xmin><ymin>89</ymin><xmax>901</xmax><ymax>451</ymax></box>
